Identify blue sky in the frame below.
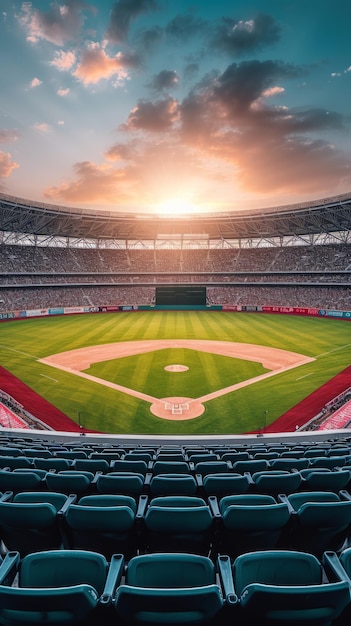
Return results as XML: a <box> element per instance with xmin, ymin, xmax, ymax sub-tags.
<box><xmin>1</xmin><ymin>0</ymin><xmax>350</xmax><ymax>214</ymax></box>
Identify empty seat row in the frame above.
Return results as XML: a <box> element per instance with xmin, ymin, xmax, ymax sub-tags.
<box><xmin>2</xmin><ymin>547</ymin><xmax>351</xmax><ymax>625</ymax></box>
<box><xmin>1</xmin><ymin>453</ymin><xmax>351</xmax><ymax>479</ymax></box>
<box><xmin>1</xmin><ymin>490</ymin><xmax>351</xmax><ymax>560</ymax></box>
<box><xmin>1</xmin><ymin>466</ymin><xmax>351</xmax><ymax>498</ymax></box>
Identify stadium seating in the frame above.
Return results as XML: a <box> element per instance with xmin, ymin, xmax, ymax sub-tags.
<box><xmin>279</xmin><ymin>491</ymin><xmax>351</xmax><ymax>555</ymax></box>
<box><xmin>114</xmin><ymin>552</ymin><xmax>233</xmax><ymax>624</ymax></box>
<box><xmin>231</xmin><ymin>550</ymin><xmax>350</xmax><ymax>624</ymax></box>
<box><xmin>60</xmin><ymin>494</ymin><xmax>144</xmax><ymax>559</ymax></box>
<box><xmin>141</xmin><ymin>495</ymin><xmax>215</xmax><ymax>555</ymax></box>
<box><xmin>215</xmin><ymin>494</ymin><xmax>291</xmax><ymax>557</ymax></box>
<box><xmin>0</xmin><ymin>549</ymin><xmax>122</xmax><ymax>625</ymax></box>
<box><xmin>0</xmin><ymin>491</ymin><xmax>74</xmax><ymax>554</ymax></box>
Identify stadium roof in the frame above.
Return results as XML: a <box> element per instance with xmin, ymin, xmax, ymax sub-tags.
<box><xmin>1</xmin><ymin>191</ymin><xmax>351</xmax><ymax>243</ymax></box>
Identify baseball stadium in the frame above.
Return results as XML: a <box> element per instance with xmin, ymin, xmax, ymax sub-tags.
<box><xmin>1</xmin><ymin>192</ymin><xmax>351</xmax><ymax>625</ymax></box>
<box><xmin>1</xmin><ymin>190</ymin><xmax>351</xmax><ymax>438</ymax></box>
<box><xmin>2</xmin><ymin>0</ymin><xmax>351</xmax><ymax>622</ymax></box>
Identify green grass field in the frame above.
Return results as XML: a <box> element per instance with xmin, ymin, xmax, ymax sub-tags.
<box><xmin>0</xmin><ymin>310</ymin><xmax>351</xmax><ymax>434</ymax></box>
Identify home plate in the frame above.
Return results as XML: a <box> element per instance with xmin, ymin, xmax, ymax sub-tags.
<box><xmin>150</xmin><ymin>397</ymin><xmax>205</xmax><ymax>420</ymax></box>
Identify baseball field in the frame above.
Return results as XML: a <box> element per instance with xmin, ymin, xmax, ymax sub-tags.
<box><xmin>1</xmin><ymin>310</ymin><xmax>350</xmax><ymax>434</ymax></box>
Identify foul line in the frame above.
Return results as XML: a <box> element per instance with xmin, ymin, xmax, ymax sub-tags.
<box><xmin>315</xmin><ymin>342</ymin><xmax>351</xmax><ymax>359</ymax></box>
<box><xmin>0</xmin><ymin>344</ymin><xmax>39</xmax><ymax>359</ymax></box>
<box><xmin>296</xmin><ymin>372</ymin><xmax>315</xmax><ymax>381</ymax></box>
<box><xmin>40</xmin><ymin>374</ymin><xmax>59</xmax><ymax>383</ymax></box>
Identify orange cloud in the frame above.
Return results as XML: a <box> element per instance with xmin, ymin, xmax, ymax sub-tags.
<box><xmin>0</xmin><ymin>151</ymin><xmax>19</xmax><ymax>178</ymax></box>
<box><xmin>73</xmin><ymin>42</ymin><xmax>134</xmax><ymax>86</ymax></box>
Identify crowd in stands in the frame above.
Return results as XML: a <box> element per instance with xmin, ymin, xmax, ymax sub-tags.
<box><xmin>2</xmin><ymin>243</ymin><xmax>350</xmax><ymax>273</ymax></box>
<box><xmin>0</xmin><ymin>242</ymin><xmax>350</xmax><ymax>312</ymax></box>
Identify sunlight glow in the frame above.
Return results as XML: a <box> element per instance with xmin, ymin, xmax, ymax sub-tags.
<box><xmin>156</xmin><ymin>198</ymin><xmax>201</xmax><ymax>217</ymax></box>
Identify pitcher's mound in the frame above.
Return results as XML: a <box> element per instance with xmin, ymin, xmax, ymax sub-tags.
<box><xmin>150</xmin><ymin>397</ymin><xmax>205</xmax><ymax>420</ymax></box>
<box><xmin>164</xmin><ymin>364</ymin><xmax>189</xmax><ymax>372</ymax></box>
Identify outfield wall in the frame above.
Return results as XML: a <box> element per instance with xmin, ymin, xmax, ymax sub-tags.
<box><xmin>1</xmin><ymin>303</ymin><xmax>351</xmax><ymax>321</ymax></box>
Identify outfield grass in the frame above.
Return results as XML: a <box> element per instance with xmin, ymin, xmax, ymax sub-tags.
<box><xmin>0</xmin><ymin>310</ymin><xmax>350</xmax><ymax>434</ymax></box>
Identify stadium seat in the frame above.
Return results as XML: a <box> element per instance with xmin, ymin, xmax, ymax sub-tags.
<box><xmin>0</xmin><ymin>491</ymin><xmax>75</xmax><ymax>554</ymax></box>
<box><xmin>0</xmin><ymin>457</ymin><xmax>32</xmax><ymax>470</ymax></box>
<box><xmin>61</xmin><ymin>493</ymin><xmax>142</xmax><ymax>559</ymax></box>
<box><xmin>270</xmin><ymin>457</ymin><xmax>310</xmax><ymax>471</ymax></box>
<box><xmin>201</xmin><ymin>473</ymin><xmax>251</xmax><ymax>497</ymax></box>
<box><xmin>72</xmin><ymin>458</ymin><xmax>111</xmax><ymax>473</ymax></box>
<box><xmin>251</xmin><ymin>470</ymin><xmax>302</xmax><ymax>495</ymax></box>
<box><xmin>0</xmin><ymin>549</ymin><xmax>123</xmax><ymax>625</ymax></box>
<box><xmin>0</xmin><ymin>469</ymin><xmax>44</xmax><ymax>493</ymax></box>
<box><xmin>310</xmin><ymin>456</ymin><xmax>347</xmax><ymax>469</ymax></box>
<box><xmin>300</xmin><ymin>468</ymin><xmax>351</xmax><ymax>492</ymax></box>
<box><xmin>152</xmin><ymin>460</ymin><xmax>191</xmax><ymax>475</ymax></box>
<box><xmin>231</xmin><ymin>459</ymin><xmax>269</xmax><ymax>474</ymax></box>
<box><xmin>33</xmin><ymin>458</ymin><xmax>71</xmax><ymax>472</ymax></box>
<box><xmin>23</xmin><ymin>448</ymin><xmax>52</xmax><ymax>458</ymax></box>
<box><xmin>54</xmin><ymin>450</ymin><xmax>88</xmax><ymax>459</ymax></box>
<box><xmin>219</xmin><ymin>451</ymin><xmax>251</xmax><ymax>463</ymax></box>
<box><xmin>155</xmin><ymin>452</ymin><xmax>185</xmax><ymax>461</ymax></box>
<box><xmin>124</xmin><ymin>452</ymin><xmax>154</xmax><ymax>462</ymax></box>
<box><xmin>216</xmin><ymin>494</ymin><xmax>291</xmax><ymax>557</ymax></box>
<box><xmin>111</xmin><ymin>459</ymin><xmax>149</xmax><ymax>475</ymax></box>
<box><xmin>142</xmin><ymin>496</ymin><xmax>215</xmax><ymax>555</ymax></box>
<box><xmin>279</xmin><ymin>491</ymin><xmax>351</xmax><ymax>555</ymax></box>
<box><xmin>149</xmin><ymin>473</ymin><xmax>198</xmax><ymax>496</ymax></box>
<box><xmin>89</xmin><ymin>451</ymin><xmax>122</xmax><ymax>461</ymax></box>
<box><xmin>232</xmin><ymin>550</ymin><xmax>350</xmax><ymax>624</ymax></box>
<box><xmin>114</xmin><ymin>552</ymin><xmax>232</xmax><ymax>624</ymax></box>
<box><xmin>0</xmin><ymin>448</ymin><xmax>23</xmax><ymax>458</ymax></box>
<box><xmin>45</xmin><ymin>470</ymin><xmax>96</xmax><ymax>496</ymax></box>
<box><xmin>187</xmin><ymin>453</ymin><xmax>218</xmax><ymax>464</ymax></box>
<box><xmin>96</xmin><ymin>471</ymin><xmax>146</xmax><ymax>496</ymax></box>
<box><xmin>194</xmin><ymin>461</ymin><xmax>230</xmax><ymax>476</ymax></box>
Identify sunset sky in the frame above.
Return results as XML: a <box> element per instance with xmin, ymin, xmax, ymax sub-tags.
<box><xmin>1</xmin><ymin>0</ymin><xmax>351</xmax><ymax>215</ymax></box>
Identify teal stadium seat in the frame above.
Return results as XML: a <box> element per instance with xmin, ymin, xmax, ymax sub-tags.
<box><xmin>61</xmin><ymin>493</ymin><xmax>141</xmax><ymax>559</ymax></box>
<box><xmin>115</xmin><ymin>552</ymin><xmax>232</xmax><ymax>624</ymax></box>
<box><xmin>279</xmin><ymin>491</ymin><xmax>351</xmax><ymax>556</ymax></box>
<box><xmin>142</xmin><ymin>496</ymin><xmax>215</xmax><ymax>555</ymax></box>
<box><xmin>0</xmin><ymin>550</ymin><xmax>123</xmax><ymax>625</ymax></box>
<box><xmin>232</xmin><ymin>550</ymin><xmax>350</xmax><ymax>624</ymax></box>
<box><xmin>0</xmin><ymin>492</ymin><xmax>74</xmax><ymax>554</ymax></box>
<box><xmin>217</xmin><ymin>494</ymin><xmax>291</xmax><ymax>557</ymax></box>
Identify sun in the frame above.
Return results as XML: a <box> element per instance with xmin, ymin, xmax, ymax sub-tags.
<box><xmin>156</xmin><ymin>198</ymin><xmax>200</xmax><ymax>217</ymax></box>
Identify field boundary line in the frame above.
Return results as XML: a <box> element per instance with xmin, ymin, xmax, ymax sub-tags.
<box><xmin>315</xmin><ymin>342</ymin><xmax>351</xmax><ymax>359</ymax></box>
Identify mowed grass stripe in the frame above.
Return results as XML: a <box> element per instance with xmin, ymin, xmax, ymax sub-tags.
<box><xmin>1</xmin><ymin>311</ymin><xmax>351</xmax><ymax>434</ymax></box>
<box><xmin>86</xmin><ymin>348</ymin><xmax>269</xmax><ymax>398</ymax></box>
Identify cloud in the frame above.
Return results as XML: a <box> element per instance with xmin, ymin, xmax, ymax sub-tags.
<box><xmin>176</xmin><ymin>59</ymin><xmax>351</xmax><ymax>196</ymax></box>
<box><xmin>50</xmin><ymin>50</ymin><xmax>77</xmax><ymax>71</ymax></box>
<box><xmin>43</xmin><ymin>160</ymin><xmax>132</xmax><ymax>204</ymax></box>
<box><xmin>121</xmin><ymin>97</ymin><xmax>179</xmax><ymax>132</ymax></box>
<box><xmin>18</xmin><ymin>0</ymin><xmax>89</xmax><ymax>46</ymax></box>
<box><xmin>72</xmin><ymin>42</ymin><xmax>139</xmax><ymax>85</ymax></box>
<box><xmin>165</xmin><ymin>13</ymin><xmax>208</xmax><ymax>42</ymax></box>
<box><xmin>262</xmin><ymin>86</ymin><xmax>285</xmax><ymax>97</ymax></box>
<box><xmin>33</xmin><ymin>122</ymin><xmax>51</xmax><ymax>133</ymax></box>
<box><xmin>57</xmin><ymin>88</ymin><xmax>70</xmax><ymax>96</ymax></box>
<box><xmin>135</xmin><ymin>25</ymin><xmax>163</xmax><ymax>52</ymax></box>
<box><xmin>0</xmin><ymin>151</ymin><xmax>19</xmax><ymax>179</ymax></box>
<box><xmin>212</xmin><ymin>60</ymin><xmax>303</xmax><ymax>117</ymax></box>
<box><xmin>149</xmin><ymin>70</ymin><xmax>179</xmax><ymax>92</ymax></box>
<box><xmin>183</xmin><ymin>63</ymin><xmax>199</xmax><ymax>83</ymax></box>
<box><xmin>106</xmin><ymin>0</ymin><xmax>157</xmax><ymax>44</ymax></box>
<box><xmin>212</xmin><ymin>13</ymin><xmax>281</xmax><ymax>56</ymax></box>
<box><xmin>43</xmin><ymin>139</ymin><xmax>209</xmax><ymax>208</ymax></box>
<box><xmin>30</xmin><ymin>77</ymin><xmax>42</xmax><ymax>88</ymax></box>
<box><xmin>0</xmin><ymin>129</ymin><xmax>20</xmax><ymax>143</ymax></box>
